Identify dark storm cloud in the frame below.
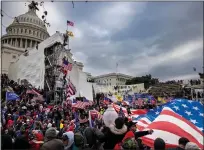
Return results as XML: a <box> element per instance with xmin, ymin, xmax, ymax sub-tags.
<box><xmin>149</xmin><ymin>49</ymin><xmax>203</xmax><ymax>80</ymax></box>
<box><xmin>110</xmin><ymin>2</ymin><xmax>203</xmax><ymax>53</ymax></box>
<box><xmin>83</xmin><ymin>2</ymin><xmax>203</xmax><ymax>80</ymax></box>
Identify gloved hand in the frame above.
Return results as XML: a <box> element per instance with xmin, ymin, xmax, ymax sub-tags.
<box><xmin>148</xmin><ymin>129</ymin><xmax>154</xmax><ymax>134</ymax></box>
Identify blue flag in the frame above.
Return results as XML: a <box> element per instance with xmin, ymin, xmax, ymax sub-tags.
<box><xmin>6</xmin><ymin>92</ymin><xmax>20</xmax><ymax>101</ymax></box>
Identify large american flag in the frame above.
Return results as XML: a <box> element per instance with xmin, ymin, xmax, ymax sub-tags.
<box><xmin>132</xmin><ymin>99</ymin><xmax>204</xmax><ymax>149</ymax></box>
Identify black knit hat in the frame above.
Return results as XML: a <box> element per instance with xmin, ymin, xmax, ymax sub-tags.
<box><xmin>115</xmin><ymin>117</ymin><xmax>124</xmax><ymax>129</ymax></box>
<box><xmin>127</xmin><ymin>121</ymin><xmax>137</xmax><ymax>128</ymax></box>
<box><xmin>154</xmin><ymin>138</ymin><xmax>165</xmax><ymax>150</ymax></box>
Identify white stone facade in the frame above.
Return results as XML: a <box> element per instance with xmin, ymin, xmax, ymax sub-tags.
<box><xmin>1</xmin><ymin>4</ymin><xmax>49</xmax><ymax>74</ymax></box>
<box><xmin>93</xmin><ymin>73</ymin><xmax>133</xmax><ymax>86</ymax></box>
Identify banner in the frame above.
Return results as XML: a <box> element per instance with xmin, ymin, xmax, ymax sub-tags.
<box><xmin>6</xmin><ymin>92</ymin><xmax>20</xmax><ymax>101</ymax></box>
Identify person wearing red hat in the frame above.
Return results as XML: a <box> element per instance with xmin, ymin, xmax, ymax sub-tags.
<box><xmin>114</xmin><ymin>121</ymin><xmax>153</xmax><ymax>150</ymax></box>
<box><xmin>67</xmin><ymin>120</ymin><xmax>76</xmax><ymax>132</ymax></box>
<box><xmin>30</xmin><ymin>131</ymin><xmax>44</xmax><ymax>150</ymax></box>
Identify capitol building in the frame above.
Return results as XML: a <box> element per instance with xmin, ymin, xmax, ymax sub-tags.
<box><xmin>1</xmin><ymin>3</ymin><xmax>50</xmax><ymax>74</ymax></box>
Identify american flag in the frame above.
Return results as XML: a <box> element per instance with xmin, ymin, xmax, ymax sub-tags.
<box><xmin>113</xmin><ymin>104</ymin><xmax>148</xmax><ymax>119</ymax></box>
<box><xmin>104</xmin><ymin>97</ymin><xmax>111</xmax><ymax>105</ymax></box>
<box><xmin>62</xmin><ymin>59</ymin><xmax>72</xmax><ymax>72</ymax></box>
<box><xmin>122</xmin><ymin>101</ymin><xmax>130</xmax><ymax>106</ymax></box>
<box><xmin>26</xmin><ymin>89</ymin><xmax>44</xmax><ymax>101</ymax></box>
<box><xmin>67</xmin><ymin>20</ymin><xmax>74</xmax><ymax>26</ymax></box>
<box><xmin>89</xmin><ymin>110</ymin><xmax>102</xmax><ymax>127</ymax></box>
<box><xmin>26</xmin><ymin>89</ymin><xmax>41</xmax><ymax>95</ymax></box>
<box><xmin>72</xmin><ymin>101</ymin><xmax>93</xmax><ymax>109</ymax></box>
<box><xmin>132</xmin><ymin>99</ymin><xmax>204</xmax><ymax>149</ymax></box>
<box><xmin>66</xmin><ymin>79</ymin><xmax>76</xmax><ymax>99</ymax></box>
<box><xmin>135</xmin><ymin>98</ymin><xmax>144</xmax><ymax>107</ymax></box>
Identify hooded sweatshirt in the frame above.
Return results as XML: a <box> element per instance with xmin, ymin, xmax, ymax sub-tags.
<box><xmin>63</xmin><ymin>131</ymin><xmax>74</xmax><ymax>150</ymax></box>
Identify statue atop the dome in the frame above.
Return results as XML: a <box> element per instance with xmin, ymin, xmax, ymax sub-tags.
<box><xmin>28</xmin><ymin>1</ymin><xmax>39</xmax><ymax>13</ymax></box>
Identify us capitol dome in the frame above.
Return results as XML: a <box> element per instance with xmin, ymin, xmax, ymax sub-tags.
<box><xmin>1</xmin><ymin>3</ymin><xmax>50</xmax><ymax>74</ymax></box>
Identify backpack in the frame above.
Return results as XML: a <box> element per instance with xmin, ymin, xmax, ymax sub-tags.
<box><xmin>120</xmin><ymin>137</ymin><xmax>139</xmax><ymax>150</ymax></box>
<box><xmin>74</xmin><ymin>132</ymin><xmax>85</xmax><ymax>147</ymax></box>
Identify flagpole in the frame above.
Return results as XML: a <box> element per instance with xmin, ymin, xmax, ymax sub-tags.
<box><xmin>116</xmin><ymin>62</ymin><xmax>118</xmax><ymax>92</ymax></box>
<box><xmin>116</xmin><ymin>62</ymin><xmax>118</xmax><ymax>74</ymax></box>
<box><xmin>67</xmin><ymin>21</ymin><xmax>70</xmax><ymax>50</ymax></box>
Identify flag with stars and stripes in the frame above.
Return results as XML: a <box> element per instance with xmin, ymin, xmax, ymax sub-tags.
<box><xmin>62</xmin><ymin>59</ymin><xmax>72</xmax><ymax>73</ymax></box>
<box><xmin>66</xmin><ymin>79</ymin><xmax>76</xmax><ymax>99</ymax></box>
<box><xmin>132</xmin><ymin>99</ymin><xmax>203</xmax><ymax>149</ymax></box>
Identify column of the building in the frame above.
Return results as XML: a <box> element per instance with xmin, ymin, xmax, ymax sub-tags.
<box><xmin>10</xmin><ymin>38</ymin><xmax>12</xmax><ymax>45</ymax></box>
<box><xmin>30</xmin><ymin>40</ymin><xmax>33</xmax><ymax>47</ymax></box>
<box><xmin>25</xmin><ymin>39</ymin><xmax>27</xmax><ymax>49</ymax></box>
<box><xmin>12</xmin><ymin>39</ymin><xmax>15</xmax><ymax>46</ymax></box>
<box><xmin>15</xmin><ymin>38</ymin><xmax>18</xmax><ymax>47</ymax></box>
<box><xmin>33</xmin><ymin>41</ymin><xmax>36</xmax><ymax>47</ymax></box>
<box><xmin>20</xmin><ymin>39</ymin><xmax>23</xmax><ymax>48</ymax></box>
<box><xmin>29</xmin><ymin>40</ymin><xmax>32</xmax><ymax>48</ymax></box>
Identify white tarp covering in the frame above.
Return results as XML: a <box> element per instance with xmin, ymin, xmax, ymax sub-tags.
<box><xmin>8</xmin><ymin>32</ymin><xmax>64</xmax><ymax>88</ymax></box>
<box><xmin>77</xmin><ymin>71</ymin><xmax>93</xmax><ymax>101</ymax></box>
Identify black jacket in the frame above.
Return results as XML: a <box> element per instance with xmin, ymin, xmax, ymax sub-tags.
<box><xmin>102</xmin><ymin>124</ymin><xmax>128</xmax><ymax>149</ymax></box>
<box><xmin>135</xmin><ymin>130</ymin><xmax>149</xmax><ymax>139</ymax></box>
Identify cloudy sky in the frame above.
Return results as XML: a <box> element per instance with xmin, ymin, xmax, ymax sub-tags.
<box><xmin>2</xmin><ymin>1</ymin><xmax>203</xmax><ymax>81</ymax></box>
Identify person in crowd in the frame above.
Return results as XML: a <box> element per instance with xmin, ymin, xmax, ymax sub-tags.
<box><xmin>127</xmin><ymin>121</ymin><xmax>153</xmax><ymax>139</ymax></box>
<box><xmin>29</xmin><ymin>130</ymin><xmax>44</xmax><ymax>150</ymax></box>
<box><xmin>154</xmin><ymin>138</ymin><xmax>166</xmax><ymax>150</ymax></box>
<box><xmin>102</xmin><ymin>117</ymin><xmax>128</xmax><ymax>149</ymax></box>
<box><xmin>13</xmin><ymin>136</ymin><xmax>31</xmax><ymax>150</ymax></box>
<box><xmin>52</xmin><ymin>107</ymin><xmax>62</xmax><ymax>129</ymax></box>
<box><xmin>83</xmin><ymin>127</ymin><xmax>105</xmax><ymax>150</ymax></box>
<box><xmin>40</xmin><ymin>127</ymin><xmax>64</xmax><ymax>150</ymax></box>
<box><xmin>1</xmin><ymin>134</ymin><xmax>13</xmax><ymax>150</ymax></box>
<box><xmin>73</xmin><ymin>132</ymin><xmax>86</xmax><ymax>150</ymax></box>
<box><xmin>62</xmin><ymin>131</ymin><xmax>74</xmax><ymax>150</ymax></box>
<box><xmin>175</xmin><ymin>137</ymin><xmax>190</xmax><ymax>150</ymax></box>
<box><xmin>185</xmin><ymin>142</ymin><xmax>200</xmax><ymax>150</ymax></box>
<box><xmin>114</xmin><ymin>121</ymin><xmax>153</xmax><ymax>150</ymax></box>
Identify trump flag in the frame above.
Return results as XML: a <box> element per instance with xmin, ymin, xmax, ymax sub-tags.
<box><xmin>6</xmin><ymin>92</ymin><xmax>20</xmax><ymax>101</ymax></box>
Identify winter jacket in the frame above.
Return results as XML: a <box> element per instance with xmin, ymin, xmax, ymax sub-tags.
<box><xmin>40</xmin><ymin>139</ymin><xmax>64</xmax><ymax>150</ymax></box>
<box><xmin>102</xmin><ymin>124</ymin><xmax>127</xmax><ymax>149</ymax></box>
<box><xmin>83</xmin><ymin>127</ymin><xmax>105</xmax><ymax>150</ymax></box>
<box><xmin>63</xmin><ymin>131</ymin><xmax>74</xmax><ymax>150</ymax></box>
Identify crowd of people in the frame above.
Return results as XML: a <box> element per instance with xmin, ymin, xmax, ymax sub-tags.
<box><xmin>1</xmin><ymin>74</ymin><xmax>202</xmax><ymax>150</ymax></box>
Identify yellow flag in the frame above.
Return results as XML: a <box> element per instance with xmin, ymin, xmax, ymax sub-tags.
<box><xmin>158</xmin><ymin>97</ymin><xmax>162</xmax><ymax>102</ymax></box>
<box><xmin>116</xmin><ymin>95</ymin><xmax>123</xmax><ymax>102</ymax></box>
<box><xmin>158</xmin><ymin>97</ymin><xmax>165</xmax><ymax>104</ymax></box>
<box><xmin>67</xmin><ymin>31</ymin><xmax>74</xmax><ymax>37</ymax></box>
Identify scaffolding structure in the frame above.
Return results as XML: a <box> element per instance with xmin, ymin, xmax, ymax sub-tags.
<box><xmin>44</xmin><ymin>40</ymin><xmax>69</xmax><ymax>104</ymax></box>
